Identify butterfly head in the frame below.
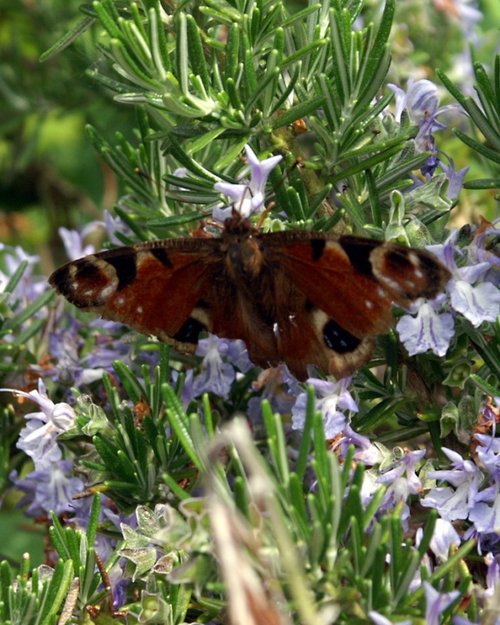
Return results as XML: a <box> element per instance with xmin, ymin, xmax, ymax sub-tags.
<box><xmin>222</xmin><ymin>209</ymin><xmax>257</xmax><ymax>237</ymax></box>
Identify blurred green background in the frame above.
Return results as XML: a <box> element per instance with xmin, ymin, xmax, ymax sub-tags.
<box><xmin>0</xmin><ymin>0</ymin><xmax>138</xmax><ymax>274</ymax></box>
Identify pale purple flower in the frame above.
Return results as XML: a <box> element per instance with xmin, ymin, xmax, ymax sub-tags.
<box><xmin>421</xmin><ymin>447</ymin><xmax>482</xmax><ymax>521</ymax></box>
<box><xmin>43</xmin><ymin>318</ymin><xmax>134</xmax><ymax>388</ymax></box>
<box><xmin>330</xmin><ymin>424</ymin><xmax>375</xmax><ymax>462</ymax></box>
<box><xmin>192</xmin><ymin>335</ymin><xmax>238</xmax><ymax>399</ymax></box>
<box><xmin>1</xmin><ymin>379</ymin><xmax>76</xmax><ymax>470</ymax></box>
<box><xmin>0</xmin><ymin>244</ymin><xmax>44</xmax><ymax>302</ymax></box>
<box><xmin>389</xmin><ymin>80</ymin><xmax>433</xmax><ymax>125</ymax></box>
<box><xmin>429</xmin><ymin>519</ymin><xmax>461</xmax><ymax>561</ymax></box>
<box><xmin>396</xmin><ymin>297</ymin><xmax>455</xmax><ymax>357</ymax></box>
<box><xmin>360</xmin><ymin>470</ymin><xmax>379</xmax><ymax>507</ymax></box>
<box><xmin>421</xmin><ymin>487</ymin><xmax>468</xmax><ymax>523</ymax></box>
<box><xmin>429</xmin><ymin>447</ymin><xmax>482</xmax><ymax>487</ymax></box>
<box><xmin>450</xmin><ymin>279</ymin><xmax>500</xmax><ymax>327</ymax></box>
<box><xmin>175</xmin><ymin>368</ymin><xmax>195</xmax><ymax>407</ymax></box>
<box><xmin>485</xmin><ymin>552</ymin><xmax>500</xmax><ymax>597</ymax></box>
<box><xmin>468</xmin><ymin>482</ymin><xmax>500</xmax><ymax>537</ymax></box>
<box><xmin>388</xmin><ymin>79</ymin><xmax>456</xmax><ymax>177</ymax></box>
<box><xmin>108</xmin><ymin>561</ymin><xmax>129</xmax><ymax>609</ymax></box>
<box><xmin>467</xmin><ymin>430</ymin><xmax>500</xmax><ymax>541</ymax></box>
<box><xmin>84</xmin><ymin>322</ymin><xmax>135</xmax><ymax>372</ymax></box>
<box><xmin>58</xmin><ymin>221</ymin><xmax>103</xmax><ymax>261</ymax></box>
<box><xmin>376</xmin><ymin>449</ymin><xmax>426</xmax><ymax>521</ymax></box>
<box><xmin>48</xmin><ymin>323</ymin><xmax>82</xmax><ymax>373</ymax></box>
<box><xmin>213</xmin><ymin>145</ymin><xmax>282</xmax><ymax>221</ymax></box>
<box><xmin>9</xmin><ymin>469</ymin><xmax>44</xmax><ymax>517</ymax></box>
<box><xmin>291</xmin><ymin>376</ymin><xmax>358</xmax><ymax>439</ymax></box>
<box><xmin>104</xmin><ymin>209</ymin><xmax>134</xmax><ymax>245</ymax></box>
<box><xmin>378</xmin><ymin>449</ymin><xmax>425</xmax><ymax>495</ymax></box>
<box><xmin>397</xmin><ymin>228</ymin><xmax>500</xmax><ymax>356</ymax></box>
<box><xmin>439</xmin><ymin>159</ymin><xmax>469</xmax><ymax>200</ymax></box>
<box><xmin>221</xmin><ymin>338</ymin><xmax>254</xmax><ymax>373</ymax></box>
<box><xmin>411</xmin><ymin>519</ymin><xmax>461</xmax><ymax>593</ymax></box>
<box><xmin>0</xmin><ymin>244</ymin><xmax>39</xmax><ymax>283</ymax></box>
<box><xmin>10</xmin><ymin>460</ymin><xmax>84</xmax><ymax>516</ymax></box>
<box><xmin>428</xmin><ymin>231</ymin><xmax>500</xmax><ymax>327</ymax></box>
<box><xmin>475</xmin><ymin>432</ymin><xmax>500</xmax><ymax>479</ymax></box>
<box><xmin>45</xmin><ymin>322</ymin><xmax>96</xmax><ymax>387</ymax></box>
<box><xmin>424</xmin><ymin>582</ymin><xmax>460</xmax><ymax>625</ymax></box>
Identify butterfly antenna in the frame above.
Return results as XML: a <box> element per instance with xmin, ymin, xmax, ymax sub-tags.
<box><xmin>236</xmin><ymin>184</ymin><xmax>254</xmax><ymax>214</ymax></box>
<box><xmin>255</xmin><ymin>202</ymin><xmax>276</xmax><ymax>229</ymax></box>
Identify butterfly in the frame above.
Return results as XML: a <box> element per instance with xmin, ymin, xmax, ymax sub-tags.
<box><xmin>49</xmin><ymin>211</ymin><xmax>451</xmax><ymax>380</ymax></box>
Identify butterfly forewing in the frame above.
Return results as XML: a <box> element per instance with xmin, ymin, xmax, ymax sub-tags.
<box><xmin>252</xmin><ymin>229</ymin><xmax>450</xmax><ymax>378</ymax></box>
<box><xmin>265</xmin><ymin>235</ymin><xmax>394</xmax><ymax>338</ymax></box>
<box><xmin>49</xmin><ymin>239</ymin><xmax>220</xmax><ymax>350</ymax></box>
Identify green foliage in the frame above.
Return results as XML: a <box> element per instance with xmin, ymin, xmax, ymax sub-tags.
<box><xmin>98</xmin><ymin>399</ymin><xmax>475</xmax><ymax>624</ymax></box>
<box><xmin>0</xmin><ymin>1</ymin><xmax>498</xmax><ymax>624</ymax></box>
<box><xmin>0</xmin><ymin>0</ymin><xmax>136</xmax><ymax>252</ymax></box>
<box><xmin>0</xmin><ymin>556</ymin><xmax>74</xmax><ymax>625</ymax></box>
<box><xmin>0</xmin><ymin>366</ymin><xmax>473</xmax><ymax>623</ymax></box>
<box><xmin>438</xmin><ymin>55</ymin><xmax>500</xmax><ymax>190</ymax></box>
<box><xmin>50</xmin><ymin>0</ymin><xmax>454</xmax><ymax>241</ymax></box>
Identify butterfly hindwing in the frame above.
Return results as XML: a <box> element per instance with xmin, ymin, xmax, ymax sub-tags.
<box><xmin>271</xmin><ymin>294</ymin><xmax>376</xmax><ymax>379</ymax></box>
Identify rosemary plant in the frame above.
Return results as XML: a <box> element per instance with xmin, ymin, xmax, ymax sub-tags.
<box><xmin>0</xmin><ymin>1</ymin><xmax>498</xmax><ymax>624</ymax></box>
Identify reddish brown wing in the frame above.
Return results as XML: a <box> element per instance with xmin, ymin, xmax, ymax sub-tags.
<box><xmin>49</xmin><ymin>222</ymin><xmax>450</xmax><ymax>381</ymax></box>
<box><xmin>257</xmin><ymin>231</ymin><xmax>450</xmax><ymax>378</ymax></box>
<box><xmin>49</xmin><ymin>237</ymin><xmax>280</xmax><ymax>364</ymax></box>
<box><xmin>264</xmin><ymin>232</ymin><xmax>450</xmax><ymax>338</ymax></box>
<box><xmin>49</xmin><ymin>238</ymin><xmax>221</xmax><ymax>352</ymax></box>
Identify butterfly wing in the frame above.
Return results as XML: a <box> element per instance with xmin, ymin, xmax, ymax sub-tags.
<box><xmin>259</xmin><ymin>231</ymin><xmax>450</xmax><ymax>378</ymax></box>
<box><xmin>49</xmin><ymin>239</ymin><xmax>223</xmax><ymax>352</ymax></box>
<box><xmin>49</xmin><ymin>236</ymin><xmax>280</xmax><ymax>364</ymax></box>
<box><xmin>50</xmin><ymin>220</ymin><xmax>450</xmax><ymax>381</ymax></box>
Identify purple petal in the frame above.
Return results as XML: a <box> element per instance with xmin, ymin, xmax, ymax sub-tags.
<box><xmin>396</xmin><ymin>302</ymin><xmax>455</xmax><ymax>357</ymax></box>
<box><xmin>449</xmin><ymin>280</ymin><xmax>500</xmax><ymax>327</ymax></box>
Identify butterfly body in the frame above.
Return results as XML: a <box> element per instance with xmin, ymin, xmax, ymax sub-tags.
<box><xmin>49</xmin><ymin>212</ymin><xmax>450</xmax><ymax>379</ymax></box>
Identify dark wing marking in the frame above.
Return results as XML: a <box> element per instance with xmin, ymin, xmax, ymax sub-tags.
<box><xmin>49</xmin><ymin>239</ymin><xmax>221</xmax><ymax>351</ymax></box>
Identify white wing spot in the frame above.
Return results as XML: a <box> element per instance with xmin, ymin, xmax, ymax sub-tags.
<box><xmin>379</xmin><ymin>275</ymin><xmax>400</xmax><ymax>291</ymax></box>
<box><xmin>312</xmin><ymin>309</ymin><xmax>329</xmax><ymax>332</ymax></box>
<box><xmin>100</xmin><ymin>284</ymin><xmax>117</xmax><ymax>299</ymax></box>
<box><xmin>408</xmin><ymin>252</ymin><xmax>419</xmax><ymax>266</ymax></box>
<box><xmin>365</xmin><ymin>300</ymin><xmax>374</xmax><ymax>310</ymax></box>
